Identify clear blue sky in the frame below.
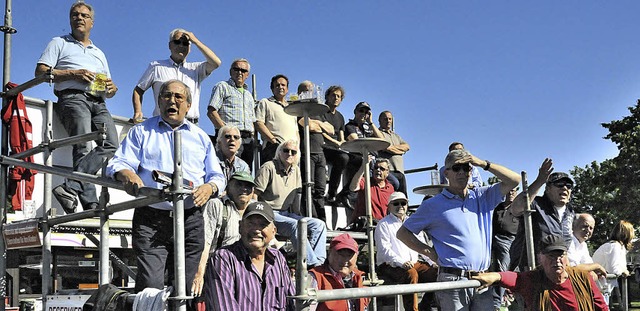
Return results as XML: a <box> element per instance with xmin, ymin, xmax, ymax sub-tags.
<box><xmin>4</xmin><ymin>1</ymin><xmax>638</xmax><ymax>203</ymax></box>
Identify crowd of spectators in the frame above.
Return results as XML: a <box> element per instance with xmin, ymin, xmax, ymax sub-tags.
<box><xmin>39</xmin><ymin>3</ymin><xmax>633</xmax><ymax>310</ymax></box>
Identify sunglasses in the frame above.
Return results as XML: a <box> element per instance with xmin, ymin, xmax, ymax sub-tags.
<box><xmin>450</xmin><ymin>164</ymin><xmax>472</xmax><ymax>173</ymax></box>
<box><xmin>171</xmin><ymin>39</ymin><xmax>190</xmax><ymax>47</ymax></box>
<box><xmin>392</xmin><ymin>201</ymin><xmax>407</xmax><ymax>207</ymax></box>
<box><xmin>232</xmin><ymin>67</ymin><xmax>249</xmax><ymax>74</ymax></box>
<box><xmin>224</xmin><ymin>134</ymin><xmax>240</xmax><ymax>140</ymax></box>
<box><xmin>373</xmin><ymin>166</ymin><xmax>388</xmax><ymax>172</ymax></box>
<box><xmin>357</xmin><ymin>109</ymin><xmax>370</xmax><ymax>114</ymax></box>
<box><xmin>282</xmin><ymin>148</ymin><xmax>298</xmax><ymax>156</ymax></box>
<box><xmin>551</xmin><ymin>181</ymin><xmax>573</xmax><ymax>190</ymax></box>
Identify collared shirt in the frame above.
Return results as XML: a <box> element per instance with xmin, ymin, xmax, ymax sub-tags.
<box><xmin>215</xmin><ymin>149</ymin><xmax>250</xmax><ymax>181</ymax></box>
<box><xmin>254</xmin><ymin>159</ymin><xmax>302</xmax><ymax>211</ymax></box>
<box><xmin>37</xmin><ymin>34</ymin><xmax>111</xmax><ymax>94</ymax></box>
<box><xmin>208</xmin><ymin>78</ymin><xmax>255</xmax><ymax>132</ymax></box>
<box><xmin>106</xmin><ymin>116</ymin><xmax>226</xmax><ymax>210</ymax></box>
<box><xmin>136</xmin><ymin>58</ymin><xmax>210</xmax><ymax>119</ymax></box>
<box><xmin>403</xmin><ymin>184</ymin><xmax>503</xmax><ymax>271</ymax></box>
<box><xmin>568</xmin><ymin>235</ymin><xmax>593</xmax><ymax>266</ymax></box>
<box><xmin>203</xmin><ymin>197</ymin><xmax>242</xmax><ymax>252</ymax></box>
<box><xmin>375</xmin><ymin>213</ymin><xmax>435</xmax><ymax>267</ymax></box>
<box><xmin>209</xmin><ymin>240</ymin><xmax>295</xmax><ymax>311</ymax></box>
<box><xmin>255</xmin><ymin>96</ymin><xmax>298</xmax><ymax>147</ymax></box>
<box><xmin>378</xmin><ymin>129</ymin><xmax>408</xmax><ymax>172</ymax></box>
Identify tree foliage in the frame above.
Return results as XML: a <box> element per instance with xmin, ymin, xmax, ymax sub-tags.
<box><xmin>570</xmin><ymin>100</ymin><xmax>640</xmax><ymax>247</ymax></box>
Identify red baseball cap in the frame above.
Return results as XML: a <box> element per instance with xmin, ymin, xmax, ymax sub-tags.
<box><xmin>330</xmin><ymin>233</ymin><xmax>359</xmax><ymax>253</ymax></box>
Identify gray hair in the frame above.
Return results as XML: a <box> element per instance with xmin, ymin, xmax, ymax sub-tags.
<box><xmin>297</xmin><ymin>80</ymin><xmax>314</xmax><ymax>95</ymax></box>
<box><xmin>444</xmin><ymin>149</ymin><xmax>470</xmax><ymax>169</ymax></box>
<box><xmin>216</xmin><ymin>125</ymin><xmax>241</xmax><ymax>147</ymax></box>
<box><xmin>169</xmin><ymin>28</ymin><xmax>188</xmax><ymax>41</ymax></box>
<box><xmin>274</xmin><ymin>139</ymin><xmax>300</xmax><ymax>166</ymax></box>
<box><xmin>231</xmin><ymin>58</ymin><xmax>251</xmax><ymax>71</ymax></box>
<box><xmin>158</xmin><ymin>80</ymin><xmax>192</xmax><ymax>104</ymax></box>
<box><xmin>70</xmin><ymin>2</ymin><xmax>94</xmax><ymax>18</ymax></box>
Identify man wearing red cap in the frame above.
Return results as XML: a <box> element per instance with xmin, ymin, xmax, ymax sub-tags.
<box><xmin>309</xmin><ymin>233</ymin><xmax>370</xmax><ymax>310</ymax></box>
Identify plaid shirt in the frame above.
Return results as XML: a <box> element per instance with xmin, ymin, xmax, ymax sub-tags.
<box><xmin>208</xmin><ymin>78</ymin><xmax>256</xmax><ymax>132</ymax></box>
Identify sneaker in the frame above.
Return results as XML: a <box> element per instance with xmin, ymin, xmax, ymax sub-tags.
<box><xmin>53</xmin><ymin>185</ymin><xmax>78</xmax><ymax>214</ymax></box>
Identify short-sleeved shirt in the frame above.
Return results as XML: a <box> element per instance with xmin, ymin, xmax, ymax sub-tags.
<box><xmin>320</xmin><ymin>110</ymin><xmax>345</xmax><ymax>149</ymax></box>
<box><xmin>403</xmin><ymin>184</ymin><xmax>504</xmax><ymax>271</ymax></box>
<box><xmin>208</xmin><ymin>79</ymin><xmax>255</xmax><ymax>132</ymax></box>
<box><xmin>37</xmin><ymin>34</ymin><xmax>111</xmax><ymax>94</ymax></box>
<box><xmin>215</xmin><ymin>149</ymin><xmax>250</xmax><ymax>181</ymax></box>
<box><xmin>254</xmin><ymin>160</ymin><xmax>302</xmax><ymax>211</ymax></box>
<box><xmin>136</xmin><ymin>58</ymin><xmax>210</xmax><ymax>119</ymax></box>
<box><xmin>345</xmin><ymin>119</ymin><xmax>373</xmax><ymax>138</ymax></box>
<box><xmin>255</xmin><ymin>96</ymin><xmax>298</xmax><ymax>147</ymax></box>
<box><xmin>203</xmin><ymin>197</ymin><xmax>241</xmax><ymax>252</ymax></box>
<box><xmin>378</xmin><ymin>129</ymin><xmax>408</xmax><ymax>172</ymax></box>
<box><xmin>353</xmin><ymin>177</ymin><xmax>394</xmax><ymax>221</ymax></box>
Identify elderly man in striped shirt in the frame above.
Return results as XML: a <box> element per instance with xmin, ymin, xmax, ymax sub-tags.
<box><xmin>207</xmin><ymin>201</ymin><xmax>295</xmax><ymax>310</ymax></box>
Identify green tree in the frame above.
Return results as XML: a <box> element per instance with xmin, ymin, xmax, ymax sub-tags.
<box><xmin>570</xmin><ymin>100</ymin><xmax>640</xmax><ymax>246</ymax></box>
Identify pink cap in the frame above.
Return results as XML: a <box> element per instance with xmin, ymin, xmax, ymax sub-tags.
<box><xmin>330</xmin><ymin>233</ymin><xmax>359</xmax><ymax>253</ymax></box>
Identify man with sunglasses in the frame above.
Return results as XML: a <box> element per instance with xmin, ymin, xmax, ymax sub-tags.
<box><xmin>375</xmin><ymin>192</ymin><xmax>438</xmax><ymax>311</ymax></box>
<box><xmin>132</xmin><ymin>28</ymin><xmax>221</xmax><ymax>125</ymax></box>
<box><xmin>347</xmin><ymin>158</ymin><xmax>395</xmax><ymax>225</ymax></box>
<box><xmin>215</xmin><ymin>125</ymin><xmax>250</xmax><ymax>182</ymax></box>
<box><xmin>254</xmin><ymin>140</ymin><xmax>328</xmax><ymax>268</ymax></box>
<box><xmin>36</xmin><ymin>2</ymin><xmax>119</xmax><ymax>214</ymax></box>
<box><xmin>208</xmin><ymin>58</ymin><xmax>257</xmax><ymax>170</ymax></box>
<box><xmin>508</xmin><ymin>159</ymin><xmax>577</xmax><ymax>272</ymax></box>
<box><xmin>397</xmin><ymin>149</ymin><xmax>520</xmax><ymax>311</ymax></box>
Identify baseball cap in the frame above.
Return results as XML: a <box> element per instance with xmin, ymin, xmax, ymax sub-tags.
<box><xmin>444</xmin><ymin>149</ymin><xmax>471</xmax><ymax>169</ymax></box>
<box><xmin>354</xmin><ymin>101</ymin><xmax>371</xmax><ymax>112</ymax></box>
<box><xmin>539</xmin><ymin>234</ymin><xmax>567</xmax><ymax>254</ymax></box>
<box><xmin>387</xmin><ymin>192</ymin><xmax>408</xmax><ymax>206</ymax></box>
<box><xmin>330</xmin><ymin>233</ymin><xmax>359</xmax><ymax>253</ymax></box>
<box><xmin>547</xmin><ymin>172</ymin><xmax>574</xmax><ymax>185</ymax></box>
<box><xmin>230</xmin><ymin>171</ymin><xmax>255</xmax><ymax>186</ymax></box>
<box><xmin>242</xmin><ymin>201</ymin><xmax>274</xmax><ymax>222</ymax></box>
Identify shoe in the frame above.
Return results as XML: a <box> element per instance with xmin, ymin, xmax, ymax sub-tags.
<box><xmin>53</xmin><ymin>185</ymin><xmax>78</xmax><ymax>214</ymax></box>
<box><xmin>337</xmin><ymin>193</ymin><xmax>353</xmax><ymax>210</ymax></box>
<box><xmin>326</xmin><ymin>195</ymin><xmax>337</xmax><ymax>204</ymax></box>
<box><xmin>84</xmin><ymin>202</ymin><xmax>98</xmax><ymax>211</ymax></box>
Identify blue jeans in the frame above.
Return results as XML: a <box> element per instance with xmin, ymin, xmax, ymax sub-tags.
<box><xmin>436</xmin><ymin>271</ymin><xmax>493</xmax><ymax>311</ymax></box>
<box><xmin>491</xmin><ymin>234</ymin><xmax>515</xmax><ymax>309</ymax></box>
<box><xmin>274</xmin><ymin>210</ymin><xmax>327</xmax><ymax>266</ymax></box>
<box><xmin>55</xmin><ymin>93</ymin><xmax>118</xmax><ymax>208</ymax></box>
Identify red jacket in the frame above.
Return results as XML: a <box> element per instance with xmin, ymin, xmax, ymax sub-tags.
<box><xmin>310</xmin><ymin>264</ymin><xmax>369</xmax><ymax>311</ymax></box>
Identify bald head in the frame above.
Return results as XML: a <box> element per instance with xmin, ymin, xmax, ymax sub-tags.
<box><xmin>572</xmin><ymin>213</ymin><xmax>595</xmax><ymax>243</ymax></box>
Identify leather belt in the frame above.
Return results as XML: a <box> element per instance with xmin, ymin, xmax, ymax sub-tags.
<box><xmin>54</xmin><ymin>89</ymin><xmax>103</xmax><ymax>102</ymax></box>
<box><xmin>438</xmin><ymin>266</ymin><xmax>484</xmax><ymax>278</ymax></box>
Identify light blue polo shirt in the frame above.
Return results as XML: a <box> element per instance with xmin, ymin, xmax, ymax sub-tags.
<box><xmin>37</xmin><ymin>34</ymin><xmax>111</xmax><ymax>93</ymax></box>
<box><xmin>403</xmin><ymin>184</ymin><xmax>504</xmax><ymax>271</ymax></box>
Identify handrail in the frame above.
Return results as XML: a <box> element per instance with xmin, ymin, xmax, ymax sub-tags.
<box><xmin>1</xmin><ymin>73</ymin><xmax>51</xmax><ymax>98</ymax></box>
<box><xmin>404</xmin><ymin>163</ymin><xmax>438</xmax><ymax>175</ymax></box>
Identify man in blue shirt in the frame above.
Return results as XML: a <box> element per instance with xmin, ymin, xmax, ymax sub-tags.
<box><xmin>107</xmin><ymin>80</ymin><xmax>226</xmax><ymax>311</ymax></box>
<box><xmin>36</xmin><ymin>2</ymin><xmax>119</xmax><ymax>214</ymax></box>
<box><xmin>397</xmin><ymin>149</ymin><xmax>520</xmax><ymax>311</ymax></box>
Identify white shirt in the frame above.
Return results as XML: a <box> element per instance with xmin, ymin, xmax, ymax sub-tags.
<box><xmin>374</xmin><ymin>213</ymin><xmax>434</xmax><ymax>267</ymax></box>
<box><xmin>593</xmin><ymin>240</ymin><xmax>628</xmax><ymax>293</ymax></box>
<box><xmin>567</xmin><ymin>234</ymin><xmax>593</xmax><ymax>266</ymax></box>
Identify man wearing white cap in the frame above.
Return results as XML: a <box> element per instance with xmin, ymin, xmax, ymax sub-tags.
<box><xmin>375</xmin><ymin>192</ymin><xmax>438</xmax><ymax>311</ymax></box>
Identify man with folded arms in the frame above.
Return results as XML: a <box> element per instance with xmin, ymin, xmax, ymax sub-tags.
<box><xmin>397</xmin><ymin>149</ymin><xmax>520</xmax><ymax>310</ymax></box>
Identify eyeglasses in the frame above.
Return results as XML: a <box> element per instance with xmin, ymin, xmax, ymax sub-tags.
<box><xmin>551</xmin><ymin>182</ymin><xmax>573</xmax><ymax>190</ymax></box>
<box><xmin>392</xmin><ymin>201</ymin><xmax>407</xmax><ymax>207</ymax></box>
<box><xmin>357</xmin><ymin>109</ymin><xmax>370</xmax><ymax>114</ymax></box>
<box><xmin>282</xmin><ymin>148</ymin><xmax>298</xmax><ymax>156</ymax></box>
<box><xmin>171</xmin><ymin>39</ymin><xmax>190</xmax><ymax>47</ymax></box>
<box><xmin>450</xmin><ymin>164</ymin><xmax>472</xmax><ymax>173</ymax></box>
<box><xmin>373</xmin><ymin>166</ymin><xmax>388</xmax><ymax>172</ymax></box>
<box><xmin>160</xmin><ymin>92</ymin><xmax>187</xmax><ymax>103</ymax></box>
<box><xmin>232</xmin><ymin>67</ymin><xmax>249</xmax><ymax>74</ymax></box>
<box><xmin>224</xmin><ymin>134</ymin><xmax>240</xmax><ymax>140</ymax></box>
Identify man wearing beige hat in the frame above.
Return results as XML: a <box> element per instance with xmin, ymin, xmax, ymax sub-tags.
<box><xmin>309</xmin><ymin>233</ymin><xmax>370</xmax><ymax>311</ymax></box>
<box><xmin>375</xmin><ymin>192</ymin><xmax>438</xmax><ymax>311</ymax></box>
<box><xmin>397</xmin><ymin>149</ymin><xmax>520</xmax><ymax>311</ymax></box>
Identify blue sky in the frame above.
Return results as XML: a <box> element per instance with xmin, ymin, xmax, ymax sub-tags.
<box><xmin>4</xmin><ymin>1</ymin><xmax>639</xmax><ymax>203</ymax></box>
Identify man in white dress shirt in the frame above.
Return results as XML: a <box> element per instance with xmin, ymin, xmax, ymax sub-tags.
<box><xmin>568</xmin><ymin>213</ymin><xmax>607</xmax><ymax>275</ymax></box>
<box><xmin>374</xmin><ymin>192</ymin><xmax>438</xmax><ymax>311</ymax></box>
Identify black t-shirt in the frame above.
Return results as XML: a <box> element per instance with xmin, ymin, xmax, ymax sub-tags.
<box><xmin>321</xmin><ymin>110</ymin><xmax>345</xmax><ymax>149</ymax></box>
<box><xmin>345</xmin><ymin>119</ymin><xmax>374</xmax><ymax>138</ymax></box>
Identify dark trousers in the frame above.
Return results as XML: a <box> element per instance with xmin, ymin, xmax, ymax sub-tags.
<box><xmin>133</xmin><ymin>206</ymin><xmax>204</xmax><ymax>310</ymax></box>
<box><xmin>377</xmin><ymin>262</ymin><xmax>438</xmax><ymax>311</ymax></box>
<box><xmin>323</xmin><ymin>148</ymin><xmax>349</xmax><ymax>198</ymax></box>
<box><xmin>390</xmin><ymin>170</ymin><xmax>407</xmax><ymax>195</ymax></box>
<box><xmin>260</xmin><ymin>141</ymin><xmax>279</xmax><ymax>167</ymax></box>
<box><xmin>55</xmin><ymin>93</ymin><xmax>118</xmax><ymax>208</ymax></box>
<box><xmin>301</xmin><ymin>152</ymin><xmax>327</xmax><ymax>220</ymax></box>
